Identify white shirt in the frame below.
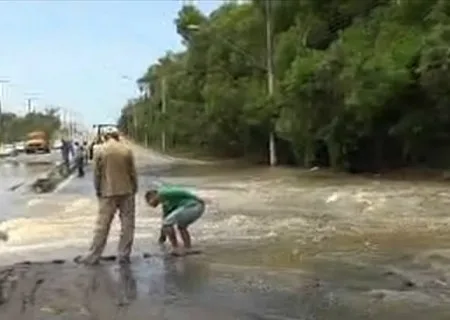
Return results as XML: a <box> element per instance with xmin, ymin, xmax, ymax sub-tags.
<box><xmin>92</xmin><ymin>143</ymin><xmax>103</xmax><ymax>159</ymax></box>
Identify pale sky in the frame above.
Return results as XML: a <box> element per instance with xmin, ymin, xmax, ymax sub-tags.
<box><xmin>0</xmin><ymin>0</ymin><xmax>221</xmax><ymax>126</ymax></box>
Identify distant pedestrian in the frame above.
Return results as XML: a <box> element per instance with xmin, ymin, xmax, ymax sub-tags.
<box><xmin>74</xmin><ymin>141</ymin><xmax>85</xmax><ymax>177</ymax></box>
<box><xmin>83</xmin><ymin>141</ymin><xmax>89</xmax><ymax>163</ymax></box>
<box><xmin>60</xmin><ymin>138</ymin><xmax>74</xmax><ymax>174</ymax></box>
<box><xmin>77</xmin><ymin>127</ymin><xmax>138</xmax><ymax>265</ymax></box>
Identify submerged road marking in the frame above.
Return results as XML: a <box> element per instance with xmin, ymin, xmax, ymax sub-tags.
<box><xmin>54</xmin><ymin>173</ymin><xmax>76</xmax><ymax>193</ymax></box>
<box><xmin>26</xmin><ymin>171</ymin><xmax>77</xmax><ymax>206</ymax></box>
<box><xmin>63</xmin><ymin>198</ymin><xmax>92</xmax><ymax>213</ymax></box>
<box><xmin>26</xmin><ymin>198</ymin><xmax>43</xmax><ymax>207</ymax></box>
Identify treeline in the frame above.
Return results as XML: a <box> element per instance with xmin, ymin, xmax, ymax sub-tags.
<box><xmin>0</xmin><ymin>108</ymin><xmax>61</xmax><ymax>143</ymax></box>
<box><xmin>118</xmin><ymin>0</ymin><xmax>450</xmax><ymax>172</ymax></box>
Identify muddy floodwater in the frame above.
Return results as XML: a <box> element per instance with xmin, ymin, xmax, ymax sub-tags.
<box><xmin>0</xmin><ymin>160</ymin><xmax>54</xmax><ymax>221</ymax></box>
<box><xmin>1</xmin><ymin>147</ymin><xmax>450</xmax><ymax>319</ymax></box>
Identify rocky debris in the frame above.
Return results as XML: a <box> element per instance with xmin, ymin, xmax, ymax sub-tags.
<box><xmin>30</xmin><ymin>161</ymin><xmax>76</xmax><ymax>194</ymax></box>
<box><xmin>382</xmin><ymin>269</ymin><xmax>417</xmax><ymax>290</ymax></box>
<box><xmin>8</xmin><ymin>182</ymin><xmax>24</xmax><ymax>191</ymax></box>
<box><xmin>0</xmin><ymin>230</ymin><xmax>8</xmax><ymax>242</ymax></box>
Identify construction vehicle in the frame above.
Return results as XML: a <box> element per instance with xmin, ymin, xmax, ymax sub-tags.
<box><xmin>25</xmin><ymin>130</ymin><xmax>51</xmax><ymax>154</ymax></box>
<box><xmin>88</xmin><ymin>124</ymin><xmax>119</xmax><ymax>160</ymax></box>
<box><xmin>92</xmin><ymin>124</ymin><xmax>118</xmax><ymax>139</ymax></box>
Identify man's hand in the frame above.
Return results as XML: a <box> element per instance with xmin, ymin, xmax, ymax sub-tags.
<box><xmin>158</xmin><ymin>227</ymin><xmax>166</xmax><ymax>244</ymax></box>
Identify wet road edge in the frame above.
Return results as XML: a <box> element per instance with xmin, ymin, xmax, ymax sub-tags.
<box><xmin>9</xmin><ymin>161</ymin><xmax>77</xmax><ymax>193</ymax></box>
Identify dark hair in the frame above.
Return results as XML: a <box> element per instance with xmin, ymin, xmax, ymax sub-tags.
<box><xmin>144</xmin><ymin>189</ymin><xmax>158</xmax><ymax>201</ymax></box>
<box><xmin>110</xmin><ymin>132</ymin><xmax>120</xmax><ymax>141</ymax></box>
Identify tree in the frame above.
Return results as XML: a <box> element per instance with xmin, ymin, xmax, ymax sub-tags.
<box><xmin>118</xmin><ymin>0</ymin><xmax>450</xmax><ymax>172</ymax></box>
<box><xmin>0</xmin><ymin>110</ymin><xmax>61</xmax><ymax>143</ymax></box>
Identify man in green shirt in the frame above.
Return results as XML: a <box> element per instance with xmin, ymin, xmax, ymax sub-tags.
<box><xmin>145</xmin><ymin>186</ymin><xmax>205</xmax><ymax>254</ymax></box>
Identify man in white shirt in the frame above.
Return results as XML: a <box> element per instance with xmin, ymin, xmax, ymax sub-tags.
<box><xmin>92</xmin><ymin>137</ymin><xmax>104</xmax><ymax>159</ymax></box>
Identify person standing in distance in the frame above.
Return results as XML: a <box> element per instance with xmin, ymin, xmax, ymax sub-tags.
<box><xmin>74</xmin><ymin>141</ymin><xmax>85</xmax><ymax>177</ymax></box>
<box><xmin>91</xmin><ymin>136</ymin><xmax>104</xmax><ymax>160</ymax></box>
<box><xmin>77</xmin><ymin>127</ymin><xmax>138</xmax><ymax>265</ymax></box>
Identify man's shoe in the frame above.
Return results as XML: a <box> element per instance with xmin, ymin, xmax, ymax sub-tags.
<box><xmin>118</xmin><ymin>256</ymin><xmax>131</xmax><ymax>265</ymax></box>
<box><xmin>74</xmin><ymin>255</ymin><xmax>100</xmax><ymax>265</ymax></box>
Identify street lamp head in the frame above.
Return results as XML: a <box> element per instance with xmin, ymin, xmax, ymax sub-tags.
<box><xmin>121</xmin><ymin>75</ymin><xmax>133</xmax><ymax>81</ymax></box>
<box><xmin>186</xmin><ymin>24</ymin><xmax>201</xmax><ymax>31</ymax></box>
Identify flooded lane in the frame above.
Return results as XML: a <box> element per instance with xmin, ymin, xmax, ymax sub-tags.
<box><xmin>0</xmin><ymin>152</ymin><xmax>61</xmax><ymax>190</ymax></box>
<box><xmin>0</xmin><ymin>159</ymin><xmax>57</xmax><ymax>223</ymax></box>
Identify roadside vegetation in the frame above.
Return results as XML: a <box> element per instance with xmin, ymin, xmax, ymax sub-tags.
<box><xmin>0</xmin><ymin>108</ymin><xmax>61</xmax><ymax>143</ymax></box>
<box><xmin>118</xmin><ymin>0</ymin><xmax>450</xmax><ymax>173</ymax></box>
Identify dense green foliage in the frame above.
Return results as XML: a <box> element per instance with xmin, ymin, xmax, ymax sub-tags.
<box><xmin>0</xmin><ymin>108</ymin><xmax>61</xmax><ymax>143</ymax></box>
<box><xmin>118</xmin><ymin>0</ymin><xmax>450</xmax><ymax>172</ymax></box>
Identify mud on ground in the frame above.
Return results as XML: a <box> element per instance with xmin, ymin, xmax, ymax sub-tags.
<box><xmin>1</xmin><ymin>253</ymin><xmax>450</xmax><ymax>320</ymax></box>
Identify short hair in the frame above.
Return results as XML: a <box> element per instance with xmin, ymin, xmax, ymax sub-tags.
<box><xmin>110</xmin><ymin>131</ymin><xmax>120</xmax><ymax>141</ymax></box>
<box><xmin>144</xmin><ymin>189</ymin><xmax>158</xmax><ymax>201</ymax></box>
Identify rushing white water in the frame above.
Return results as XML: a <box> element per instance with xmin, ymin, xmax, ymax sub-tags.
<box><xmin>1</xmin><ymin>164</ymin><xmax>450</xmax><ymax>268</ymax></box>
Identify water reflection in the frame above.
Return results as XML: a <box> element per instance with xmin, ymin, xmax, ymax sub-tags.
<box><xmin>162</xmin><ymin>257</ymin><xmax>209</xmax><ymax>294</ymax></box>
<box><xmin>0</xmin><ymin>161</ymin><xmax>52</xmax><ymax>191</ymax></box>
<box><xmin>116</xmin><ymin>264</ymin><xmax>137</xmax><ymax>306</ymax></box>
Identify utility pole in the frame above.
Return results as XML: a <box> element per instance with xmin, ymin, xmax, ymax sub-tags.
<box><xmin>0</xmin><ymin>80</ymin><xmax>9</xmax><ymax>143</ymax></box>
<box><xmin>0</xmin><ymin>84</ymin><xmax>3</xmax><ymax>142</ymax></box>
<box><xmin>62</xmin><ymin>109</ymin><xmax>68</xmax><ymax>138</ymax></box>
<box><xmin>265</xmin><ymin>0</ymin><xmax>277</xmax><ymax>166</ymax></box>
<box><xmin>161</xmin><ymin>77</ymin><xmax>167</xmax><ymax>152</ymax></box>
<box><xmin>121</xmin><ymin>75</ymin><xmax>138</xmax><ymax>140</ymax></box>
<box><xmin>26</xmin><ymin>98</ymin><xmax>37</xmax><ymax>114</ymax></box>
<box><xmin>67</xmin><ymin>111</ymin><xmax>71</xmax><ymax>139</ymax></box>
<box><xmin>132</xmin><ymin>106</ymin><xmax>138</xmax><ymax>140</ymax></box>
<box><xmin>69</xmin><ymin>111</ymin><xmax>74</xmax><ymax>140</ymax></box>
<box><xmin>143</xmin><ymin>86</ymin><xmax>151</xmax><ymax>147</ymax></box>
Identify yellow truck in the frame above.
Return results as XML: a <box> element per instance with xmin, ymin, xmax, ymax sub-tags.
<box><xmin>25</xmin><ymin>131</ymin><xmax>51</xmax><ymax>154</ymax></box>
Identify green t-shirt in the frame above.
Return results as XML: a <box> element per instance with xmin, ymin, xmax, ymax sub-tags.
<box><xmin>158</xmin><ymin>186</ymin><xmax>200</xmax><ymax>217</ymax></box>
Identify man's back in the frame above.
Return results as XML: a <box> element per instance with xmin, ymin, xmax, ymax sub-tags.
<box><xmin>94</xmin><ymin>139</ymin><xmax>137</xmax><ymax>197</ymax></box>
<box><xmin>158</xmin><ymin>186</ymin><xmax>199</xmax><ymax>217</ymax></box>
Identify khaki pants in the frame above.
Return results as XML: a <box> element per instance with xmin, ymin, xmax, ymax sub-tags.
<box><xmin>84</xmin><ymin>194</ymin><xmax>135</xmax><ymax>263</ymax></box>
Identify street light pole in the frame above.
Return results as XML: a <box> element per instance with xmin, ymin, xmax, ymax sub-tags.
<box><xmin>132</xmin><ymin>105</ymin><xmax>138</xmax><ymax>141</ymax></box>
<box><xmin>26</xmin><ymin>98</ymin><xmax>37</xmax><ymax>114</ymax></box>
<box><xmin>121</xmin><ymin>75</ymin><xmax>139</xmax><ymax>140</ymax></box>
<box><xmin>161</xmin><ymin>77</ymin><xmax>167</xmax><ymax>152</ymax></box>
<box><xmin>265</xmin><ymin>0</ymin><xmax>277</xmax><ymax>166</ymax></box>
<box><xmin>0</xmin><ymin>80</ymin><xmax>9</xmax><ymax>143</ymax></box>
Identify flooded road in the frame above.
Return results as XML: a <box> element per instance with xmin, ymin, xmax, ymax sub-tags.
<box><xmin>1</xmin><ymin>145</ymin><xmax>450</xmax><ymax>319</ymax></box>
<box><xmin>0</xmin><ymin>156</ymin><xmax>58</xmax><ymax>222</ymax></box>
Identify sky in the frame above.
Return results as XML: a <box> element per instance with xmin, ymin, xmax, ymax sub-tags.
<box><xmin>0</xmin><ymin>0</ymin><xmax>221</xmax><ymax>127</ymax></box>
